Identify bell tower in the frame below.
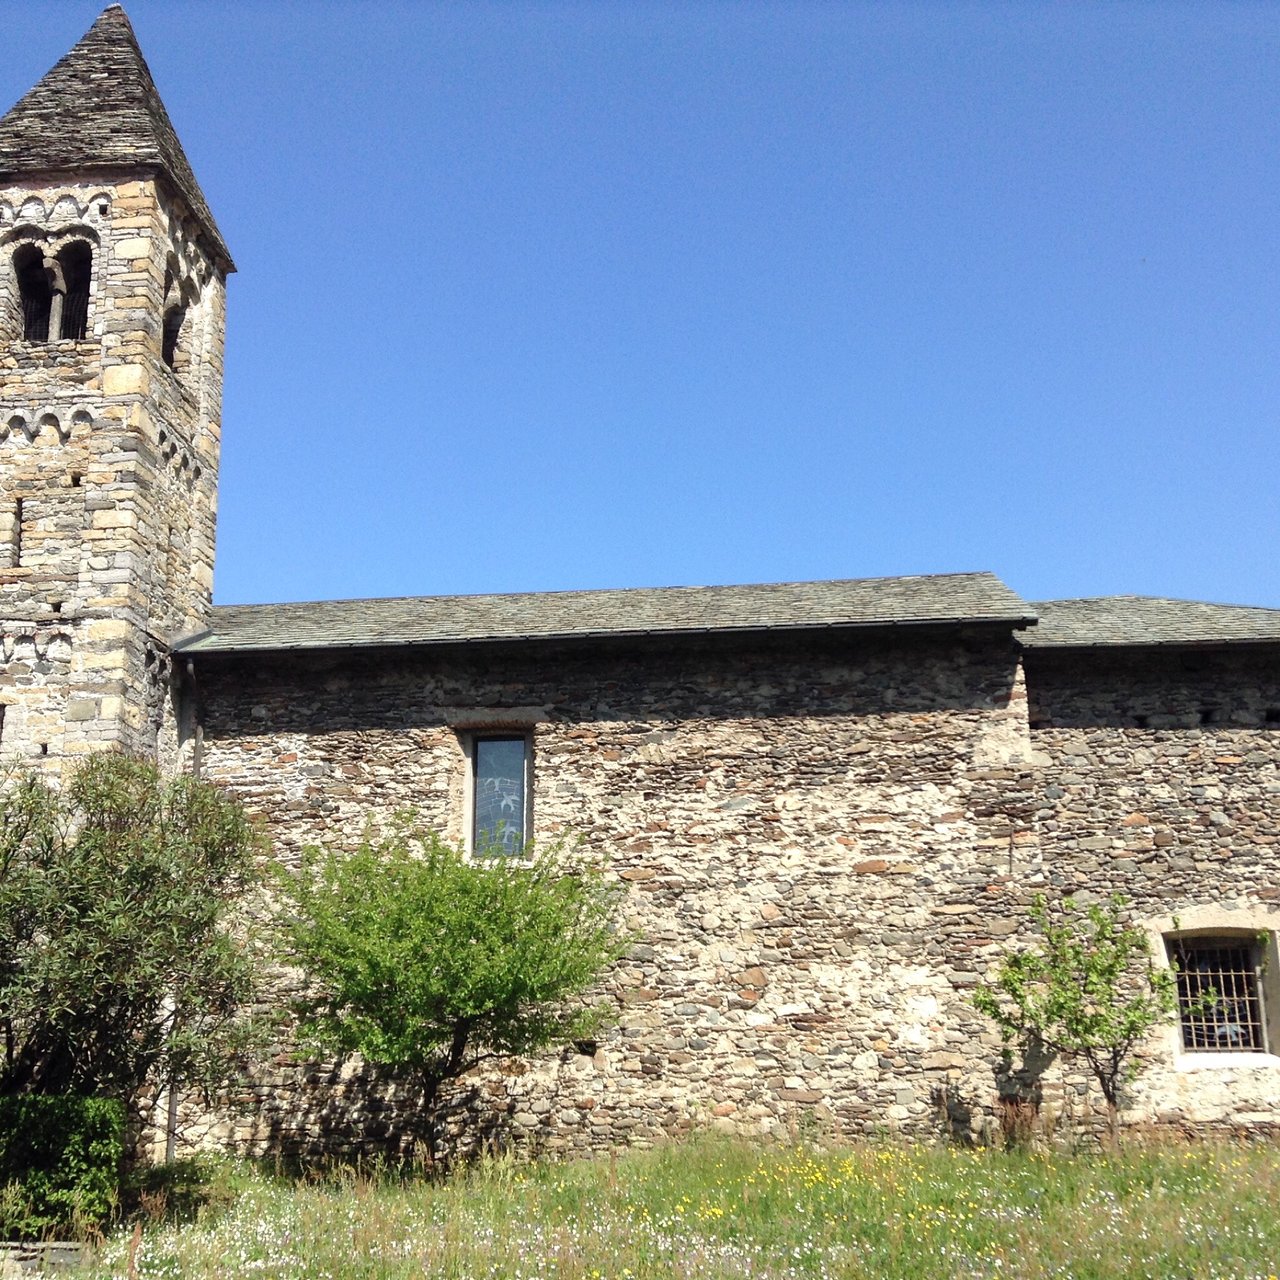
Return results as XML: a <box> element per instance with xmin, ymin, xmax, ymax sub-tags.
<box><xmin>0</xmin><ymin>6</ymin><xmax>233</xmax><ymax>770</ymax></box>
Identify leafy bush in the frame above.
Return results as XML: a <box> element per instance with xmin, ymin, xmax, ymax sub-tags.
<box><xmin>0</xmin><ymin>755</ymin><xmax>265</xmax><ymax>1102</ymax></box>
<box><xmin>973</xmin><ymin>893</ymin><xmax>1176</xmax><ymax>1134</ymax></box>
<box><xmin>281</xmin><ymin>823</ymin><xmax>628</xmax><ymax>1156</ymax></box>
<box><xmin>0</xmin><ymin>1095</ymin><xmax>124</xmax><ymax>1238</ymax></box>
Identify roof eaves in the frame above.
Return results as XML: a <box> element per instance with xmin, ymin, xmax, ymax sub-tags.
<box><xmin>170</xmin><ymin>626</ymin><xmax>213</xmax><ymax>652</ymax></box>
<box><xmin>1022</xmin><ymin>634</ymin><xmax>1280</xmax><ymax>653</ymax></box>
<box><xmin>175</xmin><ymin>610</ymin><xmax>1040</xmax><ymax>658</ymax></box>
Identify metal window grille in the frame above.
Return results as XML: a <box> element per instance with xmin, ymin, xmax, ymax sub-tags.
<box><xmin>1169</xmin><ymin>938</ymin><xmax>1266</xmax><ymax>1053</ymax></box>
<box><xmin>21</xmin><ymin>291</ymin><xmax>51</xmax><ymax>342</ymax></box>
<box><xmin>57</xmin><ymin>243</ymin><xmax>92</xmax><ymax>341</ymax></box>
<box><xmin>60</xmin><ymin>286</ymin><xmax>89</xmax><ymax>340</ymax></box>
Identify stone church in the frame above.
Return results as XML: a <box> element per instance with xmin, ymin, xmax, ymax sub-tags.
<box><xmin>2</xmin><ymin>8</ymin><xmax>1278</xmax><ymax>1154</ymax></box>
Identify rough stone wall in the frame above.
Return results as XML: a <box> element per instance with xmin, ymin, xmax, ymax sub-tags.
<box><xmin>0</xmin><ymin>175</ymin><xmax>225</xmax><ymax>772</ymax></box>
<box><xmin>1024</xmin><ymin>645</ymin><xmax>1280</xmax><ymax>1129</ymax></box>
<box><xmin>182</xmin><ymin>627</ymin><xmax>1046</xmax><ymax>1156</ymax></box>
<box><xmin>162</xmin><ymin>634</ymin><xmax>1280</xmax><ymax>1158</ymax></box>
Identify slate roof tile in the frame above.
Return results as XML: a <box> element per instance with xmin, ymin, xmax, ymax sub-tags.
<box><xmin>175</xmin><ymin>572</ymin><xmax>1037</xmax><ymax>655</ymax></box>
<box><xmin>1025</xmin><ymin>596</ymin><xmax>1280</xmax><ymax>649</ymax></box>
<box><xmin>0</xmin><ymin>5</ymin><xmax>232</xmax><ymax>270</ymax></box>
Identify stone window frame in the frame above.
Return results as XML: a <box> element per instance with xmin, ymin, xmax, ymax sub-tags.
<box><xmin>3</xmin><ymin>227</ymin><xmax>99</xmax><ymax>345</ymax></box>
<box><xmin>1146</xmin><ymin>905</ymin><xmax>1280</xmax><ymax>1071</ymax></box>
<box><xmin>442</xmin><ymin>716</ymin><xmax>537</xmax><ymax>855</ymax></box>
<box><xmin>439</xmin><ymin>707</ymin><xmax>547</xmax><ymax>859</ymax></box>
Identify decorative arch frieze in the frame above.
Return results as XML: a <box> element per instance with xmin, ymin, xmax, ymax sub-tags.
<box><xmin>0</xmin><ymin>629</ymin><xmax>74</xmax><ymax>665</ymax></box>
<box><xmin>37</xmin><ymin>412</ymin><xmax>68</xmax><ymax>444</ymax></box>
<box><xmin>0</xmin><ymin>223</ymin><xmax>102</xmax><ymax>253</ymax></box>
<box><xmin>0</xmin><ymin>190</ymin><xmax>111</xmax><ymax>230</ymax></box>
<box><xmin>3</xmin><ymin>413</ymin><xmax>33</xmax><ymax>443</ymax></box>
<box><xmin>0</xmin><ymin>404</ymin><xmax>96</xmax><ymax>445</ymax></box>
<box><xmin>155</xmin><ymin>426</ymin><xmax>201</xmax><ymax>489</ymax></box>
<box><xmin>165</xmin><ymin>209</ymin><xmax>212</xmax><ymax>285</ymax></box>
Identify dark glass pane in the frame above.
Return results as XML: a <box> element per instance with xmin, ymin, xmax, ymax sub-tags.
<box><xmin>473</xmin><ymin>736</ymin><xmax>526</xmax><ymax>855</ymax></box>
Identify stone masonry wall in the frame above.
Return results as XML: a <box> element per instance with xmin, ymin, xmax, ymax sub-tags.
<box><xmin>166</xmin><ymin>633</ymin><xmax>1280</xmax><ymax>1158</ymax></box>
<box><xmin>0</xmin><ymin>175</ymin><xmax>225</xmax><ymax>772</ymax></box>
<box><xmin>181</xmin><ymin>626</ymin><xmax>1048</xmax><ymax>1157</ymax></box>
<box><xmin>1024</xmin><ymin>645</ymin><xmax>1280</xmax><ymax>1130</ymax></box>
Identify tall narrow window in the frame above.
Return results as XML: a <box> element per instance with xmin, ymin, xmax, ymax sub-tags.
<box><xmin>57</xmin><ymin>242</ymin><xmax>92</xmax><ymax>340</ymax></box>
<box><xmin>472</xmin><ymin>735</ymin><xmax>529</xmax><ymax>855</ymax></box>
<box><xmin>1168</xmin><ymin>936</ymin><xmax>1267</xmax><ymax>1053</ymax></box>
<box><xmin>14</xmin><ymin>245</ymin><xmax>51</xmax><ymax>341</ymax></box>
<box><xmin>162</xmin><ymin>305</ymin><xmax>186</xmax><ymax>368</ymax></box>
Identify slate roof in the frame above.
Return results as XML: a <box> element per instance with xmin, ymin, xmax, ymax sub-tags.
<box><xmin>0</xmin><ymin>5</ymin><xmax>232</xmax><ymax>270</ymax></box>
<box><xmin>1025</xmin><ymin>596</ymin><xmax>1280</xmax><ymax>649</ymax></box>
<box><xmin>174</xmin><ymin>572</ymin><xmax>1037</xmax><ymax>656</ymax></box>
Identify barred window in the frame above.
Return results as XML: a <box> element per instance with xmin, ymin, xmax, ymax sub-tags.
<box><xmin>1168</xmin><ymin>937</ymin><xmax>1267</xmax><ymax>1053</ymax></box>
<box><xmin>57</xmin><ymin>241</ymin><xmax>92</xmax><ymax>340</ymax></box>
<box><xmin>14</xmin><ymin>244</ymin><xmax>51</xmax><ymax>341</ymax></box>
<box><xmin>11</xmin><ymin>241</ymin><xmax>92</xmax><ymax>342</ymax></box>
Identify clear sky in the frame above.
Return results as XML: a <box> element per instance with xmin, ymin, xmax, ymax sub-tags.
<box><xmin>3</xmin><ymin>1</ymin><xmax>1278</xmax><ymax>609</ymax></box>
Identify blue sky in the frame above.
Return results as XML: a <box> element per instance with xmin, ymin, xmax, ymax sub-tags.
<box><xmin>4</xmin><ymin>1</ymin><xmax>1278</xmax><ymax>608</ymax></box>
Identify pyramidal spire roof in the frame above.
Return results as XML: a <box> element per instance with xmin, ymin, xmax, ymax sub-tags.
<box><xmin>0</xmin><ymin>5</ymin><xmax>232</xmax><ymax>270</ymax></box>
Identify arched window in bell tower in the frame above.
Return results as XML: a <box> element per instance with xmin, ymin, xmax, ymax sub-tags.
<box><xmin>11</xmin><ymin>240</ymin><xmax>93</xmax><ymax>342</ymax></box>
<box><xmin>162</xmin><ymin>303</ymin><xmax>186</xmax><ymax>368</ymax></box>
<box><xmin>161</xmin><ymin>266</ymin><xmax>200</xmax><ymax>375</ymax></box>
<box><xmin>13</xmin><ymin>244</ymin><xmax>51</xmax><ymax>341</ymax></box>
<box><xmin>57</xmin><ymin>241</ymin><xmax>92</xmax><ymax>340</ymax></box>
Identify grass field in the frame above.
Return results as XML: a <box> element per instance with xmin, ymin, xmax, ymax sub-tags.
<box><xmin>88</xmin><ymin>1136</ymin><xmax>1280</xmax><ymax>1280</ymax></box>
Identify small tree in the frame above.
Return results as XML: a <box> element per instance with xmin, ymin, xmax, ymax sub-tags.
<box><xmin>972</xmin><ymin>893</ymin><xmax>1176</xmax><ymax>1140</ymax></box>
<box><xmin>280</xmin><ymin>822</ymin><xmax>627</xmax><ymax>1159</ymax></box>
<box><xmin>0</xmin><ymin>755</ymin><xmax>264</xmax><ymax>1104</ymax></box>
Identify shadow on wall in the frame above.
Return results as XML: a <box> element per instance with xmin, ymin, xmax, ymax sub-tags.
<box><xmin>1026</xmin><ymin>649</ymin><xmax>1280</xmax><ymax>731</ymax></box>
<box><xmin>187</xmin><ymin>1058</ymin><xmax>523</xmax><ymax>1168</ymax></box>
<box><xmin>195</xmin><ymin>631</ymin><xmax>1026</xmax><ymax>740</ymax></box>
<box><xmin>992</xmin><ymin>1035</ymin><xmax>1056</xmax><ymax>1148</ymax></box>
<box><xmin>931</xmin><ymin>1034</ymin><xmax>1058</xmax><ymax>1150</ymax></box>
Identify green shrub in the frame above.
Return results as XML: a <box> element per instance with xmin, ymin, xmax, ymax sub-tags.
<box><xmin>973</xmin><ymin>893</ymin><xmax>1177</xmax><ymax>1137</ymax></box>
<box><xmin>280</xmin><ymin>823</ymin><xmax>628</xmax><ymax>1159</ymax></box>
<box><xmin>0</xmin><ymin>1095</ymin><xmax>125</xmax><ymax>1238</ymax></box>
<box><xmin>0</xmin><ymin>755</ymin><xmax>265</xmax><ymax>1102</ymax></box>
